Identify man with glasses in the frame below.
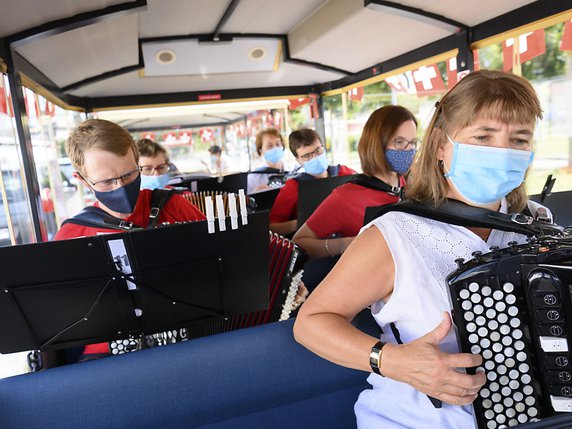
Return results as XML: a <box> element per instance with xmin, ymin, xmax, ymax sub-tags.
<box><xmin>54</xmin><ymin>119</ymin><xmax>205</xmax><ymax>360</ymax></box>
<box><xmin>55</xmin><ymin>120</ymin><xmax>205</xmax><ymax>240</ymax></box>
<box><xmin>269</xmin><ymin>128</ymin><xmax>355</xmax><ymax>237</ymax></box>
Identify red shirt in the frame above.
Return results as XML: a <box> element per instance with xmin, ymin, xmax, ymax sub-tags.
<box><xmin>269</xmin><ymin>165</ymin><xmax>356</xmax><ymax>223</ymax></box>
<box><xmin>54</xmin><ymin>189</ymin><xmax>206</xmax><ymax>354</ymax></box>
<box><xmin>55</xmin><ymin>189</ymin><xmax>206</xmax><ymax>240</ymax></box>
<box><xmin>306</xmin><ymin>179</ymin><xmax>404</xmax><ymax>238</ymax></box>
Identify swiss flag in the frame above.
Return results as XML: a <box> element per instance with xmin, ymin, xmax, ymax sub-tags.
<box><xmin>289</xmin><ymin>97</ymin><xmax>310</xmax><ymax>110</ymax></box>
<box><xmin>200</xmin><ymin>128</ymin><xmax>213</xmax><ymax>142</ymax></box>
<box><xmin>561</xmin><ymin>20</ymin><xmax>572</xmax><ymax>52</ymax></box>
<box><xmin>385</xmin><ymin>71</ymin><xmax>416</xmax><ymax>94</ymax></box>
<box><xmin>348</xmin><ymin>86</ymin><xmax>364</xmax><ymax>102</ymax></box>
<box><xmin>163</xmin><ymin>132</ymin><xmax>177</xmax><ymax>144</ymax></box>
<box><xmin>309</xmin><ymin>94</ymin><xmax>320</xmax><ymax>119</ymax></box>
<box><xmin>179</xmin><ymin>131</ymin><xmax>192</xmax><ymax>144</ymax></box>
<box><xmin>412</xmin><ymin>65</ymin><xmax>445</xmax><ymax>96</ymax></box>
<box><xmin>0</xmin><ymin>81</ymin><xmax>9</xmax><ymax>116</ymax></box>
<box><xmin>446</xmin><ymin>51</ymin><xmax>480</xmax><ymax>89</ymax></box>
<box><xmin>502</xmin><ymin>29</ymin><xmax>545</xmax><ymax>71</ymax></box>
<box><xmin>142</xmin><ymin>132</ymin><xmax>156</xmax><ymax>140</ymax></box>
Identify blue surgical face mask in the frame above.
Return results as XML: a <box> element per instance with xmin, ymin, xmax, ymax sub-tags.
<box><xmin>385</xmin><ymin>149</ymin><xmax>415</xmax><ymax>175</ymax></box>
<box><xmin>94</xmin><ymin>174</ymin><xmax>141</xmax><ymax>214</ymax></box>
<box><xmin>140</xmin><ymin>173</ymin><xmax>170</xmax><ymax>190</ymax></box>
<box><xmin>303</xmin><ymin>152</ymin><xmax>329</xmax><ymax>176</ymax></box>
<box><xmin>264</xmin><ymin>147</ymin><xmax>284</xmax><ymax>164</ymax></box>
<box><xmin>444</xmin><ymin>135</ymin><xmax>533</xmax><ymax>205</ymax></box>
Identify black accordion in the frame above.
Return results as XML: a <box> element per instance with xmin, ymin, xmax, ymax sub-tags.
<box><xmin>449</xmin><ymin>236</ymin><xmax>572</xmax><ymax>428</ymax></box>
<box><xmin>203</xmin><ymin>232</ymin><xmax>304</xmax><ymax>335</ymax></box>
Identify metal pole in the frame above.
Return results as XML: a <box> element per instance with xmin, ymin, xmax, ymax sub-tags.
<box><xmin>6</xmin><ymin>48</ymin><xmax>44</xmax><ymax>242</ymax></box>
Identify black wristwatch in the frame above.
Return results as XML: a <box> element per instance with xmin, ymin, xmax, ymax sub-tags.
<box><xmin>369</xmin><ymin>340</ymin><xmax>386</xmax><ymax>376</ymax></box>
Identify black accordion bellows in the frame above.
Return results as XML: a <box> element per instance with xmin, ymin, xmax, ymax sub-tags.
<box><xmin>448</xmin><ymin>237</ymin><xmax>572</xmax><ymax>429</ymax></box>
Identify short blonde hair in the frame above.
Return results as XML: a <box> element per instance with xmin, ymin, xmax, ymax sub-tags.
<box><xmin>66</xmin><ymin>119</ymin><xmax>138</xmax><ymax>175</ymax></box>
<box><xmin>255</xmin><ymin>128</ymin><xmax>283</xmax><ymax>156</ymax></box>
<box><xmin>407</xmin><ymin>70</ymin><xmax>542</xmax><ymax>213</ymax></box>
<box><xmin>358</xmin><ymin>105</ymin><xmax>417</xmax><ymax>177</ymax></box>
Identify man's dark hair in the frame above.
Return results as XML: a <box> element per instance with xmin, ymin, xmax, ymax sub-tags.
<box><xmin>208</xmin><ymin>145</ymin><xmax>222</xmax><ymax>155</ymax></box>
<box><xmin>288</xmin><ymin>128</ymin><xmax>321</xmax><ymax>157</ymax></box>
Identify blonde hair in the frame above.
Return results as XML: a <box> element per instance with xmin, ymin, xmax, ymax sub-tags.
<box><xmin>66</xmin><ymin>119</ymin><xmax>138</xmax><ymax>175</ymax></box>
<box><xmin>358</xmin><ymin>105</ymin><xmax>417</xmax><ymax>177</ymax></box>
<box><xmin>255</xmin><ymin>128</ymin><xmax>284</xmax><ymax>156</ymax></box>
<box><xmin>407</xmin><ymin>70</ymin><xmax>543</xmax><ymax>213</ymax></box>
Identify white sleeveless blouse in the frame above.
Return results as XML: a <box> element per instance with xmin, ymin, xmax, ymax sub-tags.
<box><xmin>354</xmin><ymin>200</ymin><xmax>529</xmax><ymax>428</ymax></box>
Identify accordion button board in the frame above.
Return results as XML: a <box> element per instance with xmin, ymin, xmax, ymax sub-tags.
<box><xmin>448</xmin><ymin>237</ymin><xmax>572</xmax><ymax>428</ymax></box>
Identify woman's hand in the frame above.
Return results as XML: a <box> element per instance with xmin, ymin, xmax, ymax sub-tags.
<box><xmin>382</xmin><ymin>312</ymin><xmax>486</xmax><ymax>406</ymax></box>
<box><xmin>291</xmin><ymin>281</ymin><xmax>309</xmax><ymax>310</ymax></box>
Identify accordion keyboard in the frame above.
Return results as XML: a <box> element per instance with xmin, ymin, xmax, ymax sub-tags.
<box><xmin>448</xmin><ymin>237</ymin><xmax>572</xmax><ymax>428</ymax></box>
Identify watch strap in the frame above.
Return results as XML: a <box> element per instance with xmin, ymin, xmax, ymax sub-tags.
<box><xmin>369</xmin><ymin>340</ymin><xmax>386</xmax><ymax>376</ymax></box>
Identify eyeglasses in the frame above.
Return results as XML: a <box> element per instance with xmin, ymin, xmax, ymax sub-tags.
<box><xmin>81</xmin><ymin>167</ymin><xmax>141</xmax><ymax>192</ymax></box>
<box><xmin>391</xmin><ymin>137</ymin><xmax>418</xmax><ymax>151</ymax></box>
<box><xmin>140</xmin><ymin>163</ymin><xmax>170</xmax><ymax>175</ymax></box>
<box><xmin>298</xmin><ymin>145</ymin><xmax>325</xmax><ymax>162</ymax></box>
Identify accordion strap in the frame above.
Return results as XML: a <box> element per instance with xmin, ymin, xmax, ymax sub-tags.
<box><xmin>371</xmin><ymin>199</ymin><xmax>563</xmax><ymax>237</ymax></box>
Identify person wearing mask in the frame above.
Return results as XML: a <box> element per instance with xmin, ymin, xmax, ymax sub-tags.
<box><xmin>269</xmin><ymin>128</ymin><xmax>355</xmax><ymax>237</ymax></box>
<box><xmin>203</xmin><ymin>145</ymin><xmax>230</xmax><ymax>176</ymax></box>
<box><xmin>54</xmin><ymin>120</ymin><xmax>206</xmax><ymax>360</ymax></box>
<box><xmin>293</xmin><ymin>105</ymin><xmax>416</xmax><ymax>259</ymax></box>
<box><xmin>247</xmin><ymin>128</ymin><xmax>290</xmax><ymax>194</ymax></box>
<box><xmin>137</xmin><ymin>138</ymin><xmax>172</xmax><ymax>190</ymax></box>
<box><xmin>294</xmin><ymin>70</ymin><xmax>547</xmax><ymax>428</ymax></box>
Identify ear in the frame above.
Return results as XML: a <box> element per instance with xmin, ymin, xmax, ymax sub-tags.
<box><xmin>432</xmin><ymin>128</ymin><xmax>446</xmax><ymax>161</ymax></box>
<box><xmin>73</xmin><ymin>171</ymin><xmax>89</xmax><ymax>187</ymax></box>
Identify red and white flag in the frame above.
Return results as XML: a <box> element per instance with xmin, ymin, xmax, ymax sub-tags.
<box><xmin>288</xmin><ymin>97</ymin><xmax>310</xmax><ymax>110</ymax></box>
<box><xmin>200</xmin><ymin>128</ymin><xmax>213</xmax><ymax>142</ymax></box>
<box><xmin>0</xmin><ymin>79</ymin><xmax>10</xmax><ymax>116</ymax></box>
<box><xmin>502</xmin><ymin>29</ymin><xmax>545</xmax><ymax>71</ymax></box>
<box><xmin>385</xmin><ymin>71</ymin><xmax>416</xmax><ymax>94</ymax></box>
<box><xmin>446</xmin><ymin>51</ymin><xmax>480</xmax><ymax>89</ymax></box>
<box><xmin>179</xmin><ymin>131</ymin><xmax>192</xmax><ymax>144</ymax></box>
<box><xmin>348</xmin><ymin>86</ymin><xmax>364</xmax><ymax>102</ymax></box>
<box><xmin>561</xmin><ymin>20</ymin><xmax>572</xmax><ymax>52</ymax></box>
<box><xmin>412</xmin><ymin>64</ymin><xmax>445</xmax><ymax>96</ymax></box>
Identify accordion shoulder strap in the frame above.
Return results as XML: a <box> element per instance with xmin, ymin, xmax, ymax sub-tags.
<box><xmin>370</xmin><ymin>199</ymin><xmax>563</xmax><ymax>237</ymax></box>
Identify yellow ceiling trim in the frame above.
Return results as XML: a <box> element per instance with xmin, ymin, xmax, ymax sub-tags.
<box><xmin>321</xmin><ymin>49</ymin><xmax>458</xmax><ymax>97</ymax></box>
<box><xmin>0</xmin><ymin>60</ymin><xmax>7</xmax><ymax>74</ymax></box>
<box><xmin>472</xmin><ymin>10</ymin><xmax>572</xmax><ymax>50</ymax></box>
<box><xmin>20</xmin><ymin>73</ymin><xmax>84</xmax><ymax>112</ymax></box>
<box><xmin>273</xmin><ymin>40</ymin><xmax>283</xmax><ymax>72</ymax></box>
<box><xmin>90</xmin><ymin>94</ymin><xmax>304</xmax><ymax>112</ymax></box>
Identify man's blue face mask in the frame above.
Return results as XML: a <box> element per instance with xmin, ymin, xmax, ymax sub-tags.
<box><xmin>443</xmin><ymin>135</ymin><xmax>533</xmax><ymax>205</ymax></box>
<box><xmin>303</xmin><ymin>152</ymin><xmax>329</xmax><ymax>176</ymax></box>
<box><xmin>140</xmin><ymin>173</ymin><xmax>170</xmax><ymax>190</ymax></box>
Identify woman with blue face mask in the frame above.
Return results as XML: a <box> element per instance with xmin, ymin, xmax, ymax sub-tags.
<box><xmin>293</xmin><ymin>105</ymin><xmax>417</xmax><ymax>261</ymax></box>
<box><xmin>294</xmin><ymin>70</ymin><xmax>549</xmax><ymax>429</ymax></box>
<box><xmin>137</xmin><ymin>138</ymin><xmax>173</xmax><ymax>190</ymax></box>
<box><xmin>247</xmin><ymin>128</ymin><xmax>289</xmax><ymax>194</ymax></box>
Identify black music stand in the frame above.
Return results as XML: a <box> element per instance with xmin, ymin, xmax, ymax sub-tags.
<box><xmin>530</xmin><ymin>190</ymin><xmax>572</xmax><ymax>228</ymax></box>
<box><xmin>296</xmin><ymin>174</ymin><xmax>357</xmax><ymax>228</ymax></box>
<box><xmin>169</xmin><ymin>172</ymin><xmax>248</xmax><ymax>193</ymax></box>
<box><xmin>0</xmin><ymin>212</ymin><xmax>269</xmax><ymax>354</ymax></box>
<box><xmin>249</xmin><ymin>188</ymin><xmax>281</xmax><ymax>212</ymax></box>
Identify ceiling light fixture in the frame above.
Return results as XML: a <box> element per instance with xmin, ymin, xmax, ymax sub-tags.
<box><xmin>156</xmin><ymin>49</ymin><xmax>176</xmax><ymax>65</ymax></box>
<box><xmin>249</xmin><ymin>47</ymin><xmax>266</xmax><ymax>61</ymax></box>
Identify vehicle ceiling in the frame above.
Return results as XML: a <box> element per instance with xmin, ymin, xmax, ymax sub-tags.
<box><xmin>0</xmin><ymin>0</ymin><xmax>570</xmax><ymax>130</ymax></box>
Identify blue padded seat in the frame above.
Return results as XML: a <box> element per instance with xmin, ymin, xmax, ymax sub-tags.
<box><xmin>0</xmin><ymin>315</ymin><xmax>378</xmax><ymax>429</ymax></box>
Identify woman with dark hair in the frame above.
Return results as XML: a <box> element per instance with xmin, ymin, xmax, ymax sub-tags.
<box><xmin>292</xmin><ymin>105</ymin><xmax>417</xmax><ymax>259</ymax></box>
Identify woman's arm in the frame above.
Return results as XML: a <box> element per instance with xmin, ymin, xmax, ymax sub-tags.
<box><xmin>293</xmin><ymin>226</ymin><xmax>486</xmax><ymax>405</ymax></box>
<box><xmin>293</xmin><ymin>223</ymin><xmax>353</xmax><ymax>259</ymax></box>
<box><xmin>269</xmin><ymin>220</ymin><xmax>297</xmax><ymax>236</ymax></box>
